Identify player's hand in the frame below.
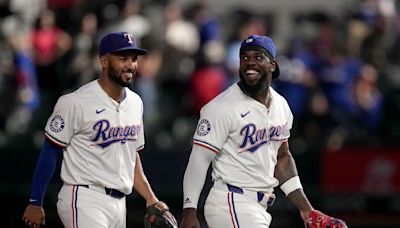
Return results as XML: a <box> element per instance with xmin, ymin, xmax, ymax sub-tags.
<box><xmin>179</xmin><ymin>208</ymin><xmax>200</xmax><ymax>228</ymax></box>
<box><xmin>300</xmin><ymin>209</ymin><xmax>312</xmax><ymax>222</ymax></box>
<box><xmin>305</xmin><ymin>210</ymin><xmax>348</xmax><ymax>228</ymax></box>
<box><xmin>22</xmin><ymin>204</ymin><xmax>45</xmax><ymax>228</ymax></box>
<box><xmin>144</xmin><ymin>201</ymin><xmax>178</xmax><ymax>228</ymax></box>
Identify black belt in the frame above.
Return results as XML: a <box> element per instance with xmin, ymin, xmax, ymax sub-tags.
<box><xmin>78</xmin><ymin>185</ymin><xmax>126</xmax><ymax>199</ymax></box>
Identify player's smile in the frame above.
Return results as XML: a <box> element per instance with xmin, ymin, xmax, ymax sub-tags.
<box><xmin>239</xmin><ymin>65</ymin><xmax>268</xmax><ymax>96</ymax></box>
<box><xmin>121</xmin><ymin>71</ymin><xmax>134</xmax><ymax>81</ymax></box>
<box><xmin>244</xmin><ymin>69</ymin><xmax>261</xmax><ymax>84</ymax></box>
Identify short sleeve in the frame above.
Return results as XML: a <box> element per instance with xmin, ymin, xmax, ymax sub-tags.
<box><xmin>192</xmin><ymin>104</ymin><xmax>230</xmax><ymax>153</ymax></box>
<box><xmin>136</xmin><ymin>98</ymin><xmax>145</xmax><ymax>151</ymax></box>
<box><xmin>282</xmin><ymin>100</ymin><xmax>294</xmax><ymax>140</ymax></box>
<box><xmin>44</xmin><ymin>94</ymin><xmax>82</xmax><ymax>147</ymax></box>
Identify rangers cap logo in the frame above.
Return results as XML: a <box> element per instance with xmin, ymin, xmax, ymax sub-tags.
<box><xmin>245</xmin><ymin>38</ymin><xmax>254</xmax><ymax>43</ymax></box>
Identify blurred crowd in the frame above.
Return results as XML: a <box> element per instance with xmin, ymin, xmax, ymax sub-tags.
<box><xmin>0</xmin><ymin>0</ymin><xmax>399</xmax><ymax>154</ymax></box>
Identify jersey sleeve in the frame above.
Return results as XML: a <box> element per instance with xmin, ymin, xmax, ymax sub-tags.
<box><xmin>282</xmin><ymin>100</ymin><xmax>294</xmax><ymax>141</ymax></box>
<box><xmin>136</xmin><ymin>119</ymin><xmax>145</xmax><ymax>152</ymax></box>
<box><xmin>44</xmin><ymin>94</ymin><xmax>82</xmax><ymax>147</ymax></box>
<box><xmin>192</xmin><ymin>104</ymin><xmax>230</xmax><ymax>153</ymax></box>
<box><xmin>136</xmin><ymin>97</ymin><xmax>145</xmax><ymax>151</ymax></box>
<box><xmin>183</xmin><ymin>144</ymin><xmax>217</xmax><ymax>209</ymax></box>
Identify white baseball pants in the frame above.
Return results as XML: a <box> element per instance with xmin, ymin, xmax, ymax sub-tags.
<box><xmin>204</xmin><ymin>185</ymin><xmax>272</xmax><ymax>228</ymax></box>
<box><xmin>56</xmin><ymin>185</ymin><xmax>126</xmax><ymax>228</ymax></box>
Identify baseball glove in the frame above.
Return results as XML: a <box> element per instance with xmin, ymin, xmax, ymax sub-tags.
<box><xmin>144</xmin><ymin>201</ymin><xmax>178</xmax><ymax>228</ymax></box>
<box><xmin>305</xmin><ymin>210</ymin><xmax>347</xmax><ymax>228</ymax></box>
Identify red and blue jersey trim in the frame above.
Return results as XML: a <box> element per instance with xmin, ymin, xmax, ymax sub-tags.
<box><xmin>227</xmin><ymin>192</ymin><xmax>240</xmax><ymax>228</ymax></box>
<box><xmin>45</xmin><ymin>131</ymin><xmax>67</xmax><ymax>148</ymax></box>
<box><xmin>137</xmin><ymin>144</ymin><xmax>145</xmax><ymax>152</ymax></box>
<box><xmin>193</xmin><ymin>139</ymin><xmax>219</xmax><ymax>154</ymax></box>
<box><xmin>72</xmin><ymin>185</ymin><xmax>79</xmax><ymax>228</ymax></box>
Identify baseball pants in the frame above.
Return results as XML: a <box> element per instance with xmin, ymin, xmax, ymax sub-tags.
<box><xmin>57</xmin><ymin>184</ymin><xmax>126</xmax><ymax>228</ymax></box>
<box><xmin>204</xmin><ymin>184</ymin><xmax>272</xmax><ymax>228</ymax></box>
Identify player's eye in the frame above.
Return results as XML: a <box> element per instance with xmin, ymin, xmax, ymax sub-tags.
<box><xmin>259</xmin><ymin>55</ymin><xmax>271</xmax><ymax>63</ymax></box>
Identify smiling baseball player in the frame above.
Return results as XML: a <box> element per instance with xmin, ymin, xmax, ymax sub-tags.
<box><xmin>180</xmin><ymin>34</ymin><xmax>347</xmax><ymax>228</ymax></box>
<box><xmin>22</xmin><ymin>32</ymin><xmax>177</xmax><ymax>228</ymax></box>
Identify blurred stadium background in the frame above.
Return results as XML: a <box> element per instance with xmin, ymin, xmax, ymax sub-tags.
<box><xmin>1</xmin><ymin>0</ymin><xmax>399</xmax><ymax>227</ymax></box>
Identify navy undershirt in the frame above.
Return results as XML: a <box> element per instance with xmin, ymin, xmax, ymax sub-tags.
<box><xmin>29</xmin><ymin>138</ymin><xmax>63</xmax><ymax>206</ymax></box>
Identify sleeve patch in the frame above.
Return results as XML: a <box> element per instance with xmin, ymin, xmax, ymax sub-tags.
<box><xmin>49</xmin><ymin>115</ymin><xmax>65</xmax><ymax>133</ymax></box>
<box><xmin>196</xmin><ymin>119</ymin><xmax>211</xmax><ymax>136</ymax></box>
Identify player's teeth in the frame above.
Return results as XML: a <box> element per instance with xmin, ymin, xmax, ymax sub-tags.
<box><xmin>246</xmin><ymin>70</ymin><xmax>257</xmax><ymax>74</ymax></box>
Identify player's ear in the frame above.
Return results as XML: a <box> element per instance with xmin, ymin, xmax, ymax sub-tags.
<box><xmin>270</xmin><ymin>61</ymin><xmax>276</xmax><ymax>72</ymax></box>
<box><xmin>100</xmin><ymin>55</ymin><xmax>107</xmax><ymax>67</ymax></box>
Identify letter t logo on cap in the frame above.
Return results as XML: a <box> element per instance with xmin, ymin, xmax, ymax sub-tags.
<box><xmin>124</xmin><ymin>33</ymin><xmax>134</xmax><ymax>44</ymax></box>
<box><xmin>246</xmin><ymin>38</ymin><xmax>253</xmax><ymax>43</ymax></box>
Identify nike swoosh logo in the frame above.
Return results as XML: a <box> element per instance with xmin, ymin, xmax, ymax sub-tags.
<box><xmin>96</xmin><ymin>108</ymin><xmax>106</xmax><ymax>114</ymax></box>
<box><xmin>241</xmin><ymin>111</ymin><xmax>250</xmax><ymax>118</ymax></box>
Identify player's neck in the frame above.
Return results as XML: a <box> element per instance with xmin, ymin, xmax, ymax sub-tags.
<box><xmin>97</xmin><ymin>78</ymin><xmax>124</xmax><ymax>103</ymax></box>
<box><xmin>253</xmin><ymin>90</ymin><xmax>272</xmax><ymax>108</ymax></box>
<box><xmin>242</xmin><ymin>85</ymin><xmax>271</xmax><ymax>108</ymax></box>
<box><xmin>238</xmin><ymin>81</ymin><xmax>271</xmax><ymax>108</ymax></box>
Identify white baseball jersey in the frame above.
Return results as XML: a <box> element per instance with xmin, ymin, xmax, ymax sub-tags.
<box><xmin>193</xmin><ymin>83</ymin><xmax>293</xmax><ymax>193</ymax></box>
<box><xmin>45</xmin><ymin>80</ymin><xmax>144</xmax><ymax>195</ymax></box>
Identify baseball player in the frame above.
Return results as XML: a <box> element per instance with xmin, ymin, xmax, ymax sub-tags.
<box><xmin>22</xmin><ymin>32</ymin><xmax>176</xmax><ymax>228</ymax></box>
<box><xmin>180</xmin><ymin>34</ymin><xmax>347</xmax><ymax>228</ymax></box>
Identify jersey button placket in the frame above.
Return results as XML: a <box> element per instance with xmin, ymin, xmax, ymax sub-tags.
<box><xmin>264</xmin><ymin>108</ymin><xmax>270</xmax><ymax>145</ymax></box>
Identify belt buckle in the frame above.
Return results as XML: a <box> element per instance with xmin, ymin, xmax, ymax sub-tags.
<box><xmin>258</xmin><ymin>192</ymin><xmax>275</xmax><ymax>207</ymax></box>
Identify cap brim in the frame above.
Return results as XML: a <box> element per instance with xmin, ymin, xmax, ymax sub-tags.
<box><xmin>110</xmin><ymin>47</ymin><xmax>148</xmax><ymax>55</ymax></box>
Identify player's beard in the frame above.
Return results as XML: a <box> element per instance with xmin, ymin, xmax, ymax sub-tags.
<box><xmin>108</xmin><ymin>66</ymin><xmax>133</xmax><ymax>87</ymax></box>
<box><xmin>239</xmin><ymin>70</ymin><xmax>268</xmax><ymax>96</ymax></box>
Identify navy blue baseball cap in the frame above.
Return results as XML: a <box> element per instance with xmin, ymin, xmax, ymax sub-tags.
<box><xmin>99</xmin><ymin>32</ymin><xmax>148</xmax><ymax>56</ymax></box>
<box><xmin>240</xmin><ymin>34</ymin><xmax>280</xmax><ymax>79</ymax></box>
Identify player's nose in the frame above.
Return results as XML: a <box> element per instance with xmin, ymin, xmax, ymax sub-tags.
<box><xmin>243</xmin><ymin>57</ymin><xmax>257</xmax><ymax>67</ymax></box>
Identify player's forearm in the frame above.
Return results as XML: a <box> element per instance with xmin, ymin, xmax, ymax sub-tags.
<box><xmin>183</xmin><ymin>145</ymin><xmax>216</xmax><ymax>209</ymax></box>
<box><xmin>287</xmin><ymin>189</ymin><xmax>313</xmax><ymax>221</ymax></box>
<box><xmin>275</xmin><ymin>142</ymin><xmax>313</xmax><ymax>220</ymax></box>
<box><xmin>133</xmin><ymin>152</ymin><xmax>158</xmax><ymax>206</ymax></box>
<box><xmin>135</xmin><ymin>181</ymin><xmax>158</xmax><ymax>207</ymax></box>
<box><xmin>30</xmin><ymin>138</ymin><xmax>63</xmax><ymax>206</ymax></box>
<box><xmin>182</xmin><ymin>166</ymin><xmax>205</xmax><ymax>209</ymax></box>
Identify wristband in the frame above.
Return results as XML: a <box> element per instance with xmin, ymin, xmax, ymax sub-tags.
<box><xmin>280</xmin><ymin>176</ymin><xmax>302</xmax><ymax>196</ymax></box>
